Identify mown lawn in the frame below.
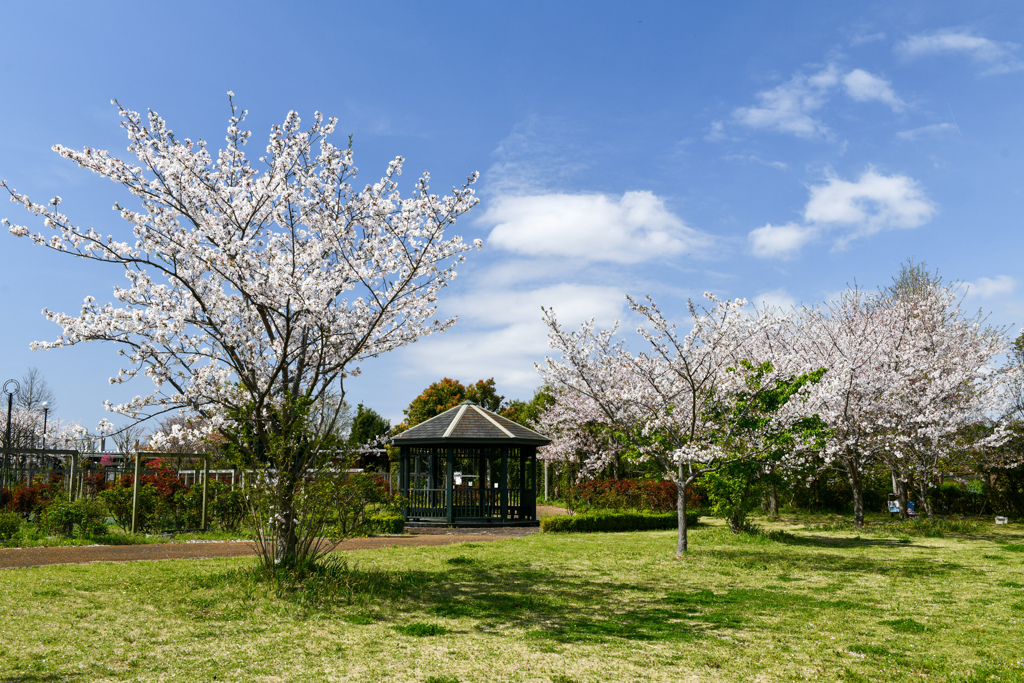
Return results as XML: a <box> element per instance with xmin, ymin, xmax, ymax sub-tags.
<box><xmin>1</xmin><ymin>517</ymin><xmax>1022</xmax><ymax>682</ymax></box>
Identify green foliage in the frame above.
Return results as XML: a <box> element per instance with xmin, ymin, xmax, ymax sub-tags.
<box><xmin>571</xmin><ymin>478</ymin><xmax>701</xmax><ymax>512</ymax></box>
<box><xmin>705</xmin><ymin>459</ymin><xmax>767</xmax><ymax>532</ymax></box>
<box><xmin>173</xmin><ymin>486</ymin><xmax>204</xmax><ymax>529</ymax></box>
<box><xmin>399</xmin><ymin>377</ymin><xmax>512</xmax><ymax>432</ymax></box>
<box><xmin>0</xmin><ymin>510</ymin><xmax>22</xmax><ymax>541</ymax></box>
<box><xmin>505</xmin><ymin>387</ymin><xmax>556</xmax><ymax>428</ymax></box>
<box><xmin>329</xmin><ymin>474</ymin><xmax>406</xmax><ymax>539</ymax></box>
<box><xmin>541</xmin><ymin>510</ymin><xmax>699</xmax><ymax>533</ymax></box>
<box><xmin>39</xmin><ymin>498</ymin><xmax>108</xmax><ymax>538</ymax></box>
<box><xmin>207</xmin><ymin>481</ymin><xmax>246</xmax><ymax>532</ymax></box>
<box><xmin>368</xmin><ymin>513</ymin><xmax>405</xmax><ymax>535</ymax></box>
<box><xmin>401</xmin><ymin>377</ymin><xmax>472</xmax><ymax>429</ymax></box>
<box><xmin>100</xmin><ymin>483</ymin><xmax>157</xmax><ymax>531</ymax></box>
<box><xmin>349</xmin><ymin>403</ymin><xmax>391</xmax><ymax>447</ymax></box>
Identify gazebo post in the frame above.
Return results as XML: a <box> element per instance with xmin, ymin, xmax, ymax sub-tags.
<box><xmin>445</xmin><ymin>445</ymin><xmax>454</xmax><ymax>525</ymax></box>
<box><xmin>500</xmin><ymin>445</ymin><xmax>508</xmax><ymax>523</ymax></box>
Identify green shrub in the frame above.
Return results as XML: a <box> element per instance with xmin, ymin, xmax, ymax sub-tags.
<box><xmin>368</xmin><ymin>513</ymin><xmax>404</xmax><ymax>535</ymax></box>
<box><xmin>541</xmin><ymin>510</ymin><xmax>699</xmax><ymax>533</ymax></box>
<box><xmin>99</xmin><ymin>484</ymin><xmax>157</xmax><ymax>531</ymax></box>
<box><xmin>0</xmin><ymin>510</ymin><xmax>22</xmax><ymax>541</ymax></box>
<box><xmin>208</xmin><ymin>481</ymin><xmax>246</xmax><ymax>532</ymax></box>
<box><xmin>173</xmin><ymin>486</ymin><xmax>204</xmax><ymax>529</ymax></box>
<box><xmin>39</xmin><ymin>498</ymin><xmax>109</xmax><ymax>538</ymax></box>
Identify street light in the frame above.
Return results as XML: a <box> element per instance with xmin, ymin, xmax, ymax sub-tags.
<box><xmin>2</xmin><ymin>379</ymin><xmax>20</xmax><ymax>490</ymax></box>
<box><xmin>40</xmin><ymin>401</ymin><xmax>50</xmax><ymax>482</ymax></box>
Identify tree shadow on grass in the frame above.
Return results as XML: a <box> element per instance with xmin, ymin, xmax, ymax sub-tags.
<box><xmin>774</xmin><ymin>534</ymin><xmax>924</xmax><ymax>549</ymax></box>
<box><xmin>708</xmin><ymin>546</ymin><xmax>966</xmax><ymax>578</ymax></box>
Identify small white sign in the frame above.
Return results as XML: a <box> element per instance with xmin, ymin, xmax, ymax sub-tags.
<box><xmin>995</xmin><ymin>516</ymin><xmax>1009</xmax><ymax>525</ymax></box>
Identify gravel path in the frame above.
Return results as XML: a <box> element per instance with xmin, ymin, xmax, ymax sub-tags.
<box><xmin>0</xmin><ymin>532</ymin><xmax>530</xmax><ymax>570</ymax></box>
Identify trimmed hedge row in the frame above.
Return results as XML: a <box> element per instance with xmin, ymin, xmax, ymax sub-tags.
<box><xmin>541</xmin><ymin>510</ymin><xmax>699</xmax><ymax>533</ymax></box>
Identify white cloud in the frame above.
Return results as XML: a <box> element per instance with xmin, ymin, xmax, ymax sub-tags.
<box><xmin>748</xmin><ymin>223</ymin><xmax>817</xmax><ymax>259</ymax></box>
<box><xmin>749</xmin><ymin>170</ymin><xmax>936</xmax><ymax>258</ymax></box>
<box><xmin>753</xmin><ymin>288</ymin><xmax>798</xmax><ymax>311</ymax></box>
<box><xmin>850</xmin><ymin>31</ymin><xmax>886</xmax><ymax>46</ymax></box>
<box><xmin>896</xmin><ymin>123</ymin><xmax>958</xmax><ymax>140</ymax></box>
<box><xmin>731</xmin><ymin>64</ymin><xmax>906</xmax><ymax>138</ymax></box>
<box><xmin>842</xmin><ymin>69</ymin><xmax>905</xmax><ymax>111</ymax></box>
<box><xmin>897</xmin><ymin>30</ymin><xmax>1024</xmax><ymax>75</ymax></box>
<box><xmin>481</xmin><ymin>191</ymin><xmax>712</xmax><ymax>264</ymax></box>
<box><xmin>732</xmin><ymin>65</ymin><xmax>839</xmax><ymax>138</ymax></box>
<box><xmin>398</xmin><ymin>283</ymin><xmax>630</xmax><ymax>398</ymax></box>
<box><xmin>723</xmin><ymin>154</ymin><xmax>788</xmax><ymax>170</ymax></box>
<box><xmin>965</xmin><ymin>275</ymin><xmax>1016</xmax><ymax>299</ymax></box>
<box><xmin>804</xmin><ymin>170</ymin><xmax>935</xmax><ymax>244</ymax></box>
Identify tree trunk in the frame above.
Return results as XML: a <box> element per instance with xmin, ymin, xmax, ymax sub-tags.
<box><xmin>899</xmin><ymin>477</ymin><xmax>910</xmax><ymax>520</ymax></box>
<box><xmin>918</xmin><ymin>478</ymin><xmax>934</xmax><ymax>521</ymax></box>
<box><xmin>847</xmin><ymin>459</ymin><xmax>864</xmax><ymax>528</ymax></box>
<box><xmin>676</xmin><ymin>464</ymin><xmax>688</xmax><ymax>556</ymax></box>
<box><xmin>769</xmin><ymin>483</ymin><xmax>778</xmax><ymax>519</ymax></box>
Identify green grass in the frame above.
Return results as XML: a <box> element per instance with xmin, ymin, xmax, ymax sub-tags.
<box><xmin>0</xmin><ymin>523</ymin><xmax>248</xmax><ymax>548</ymax></box>
<box><xmin>1</xmin><ymin>515</ymin><xmax>1022</xmax><ymax>681</ymax></box>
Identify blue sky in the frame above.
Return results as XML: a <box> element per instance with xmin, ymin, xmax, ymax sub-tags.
<box><xmin>1</xmin><ymin>1</ymin><xmax>1021</xmax><ymax>433</ymax></box>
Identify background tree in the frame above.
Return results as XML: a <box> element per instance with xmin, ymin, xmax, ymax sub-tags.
<box><xmin>349</xmin><ymin>403</ymin><xmax>391</xmax><ymax>447</ymax></box>
<box><xmin>15</xmin><ymin>367</ymin><xmax>56</xmax><ymax>412</ymax></box>
<box><xmin>504</xmin><ymin>387</ymin><xmax>555</xmax><ymax>429</ymax></box>
<box><xmin>397</xmin><ymin>377</ymin><xmax>510</xmax><ymax>431</ymax></box>
<box><xmin>2</xmin><ymin>96</ymin><xmax>479</xmax><ymax>569</ymax></box>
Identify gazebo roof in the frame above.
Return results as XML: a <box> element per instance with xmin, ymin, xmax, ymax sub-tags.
<box><xmin>391</xmin><ymin>401</ymin><xmax>550</xmax><ymax>446</ymax></box>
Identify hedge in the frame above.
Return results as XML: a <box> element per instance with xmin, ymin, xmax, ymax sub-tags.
<box><xmin>541</xmin><ymin>510</ymin><xmax>699</xmax><ymax>533</ymax></box>
<box><xmin>368</xmin><ymin>513</ymin><xmax>405</xmax><ymax>535</ymax></box>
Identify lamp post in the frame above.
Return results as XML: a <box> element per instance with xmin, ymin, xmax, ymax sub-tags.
<box><xmin>3</xmin><ymin>379</ymin><xmax>20</xmax><ymax>490</ymax></box>
<box><xmin>39</xmin><ymin>401</ymin><xmax>50</xmax><ymax>483</ymax></box>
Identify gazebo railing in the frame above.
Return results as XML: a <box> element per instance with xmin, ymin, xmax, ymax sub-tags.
<box><xmin>408</xmin><ymin>487</ymin><xmax>447</xmax><ymax>517</ymax></box>
<box><xmin>407</xmin><ymin>486</ymin><xmax>534</xmax><ymax>521</ymax></box>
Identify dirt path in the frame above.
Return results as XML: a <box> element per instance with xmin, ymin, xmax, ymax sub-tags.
<box><xmin>0</xmin><ymin>532</ymin><xmax>530</xmax><ymax>570</ymax></box>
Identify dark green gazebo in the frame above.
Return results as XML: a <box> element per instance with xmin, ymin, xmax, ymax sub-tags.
<box><xmin>392</xmin><ymin>401</ymin><xmax>549</xmax><ymax>526</ymax></box>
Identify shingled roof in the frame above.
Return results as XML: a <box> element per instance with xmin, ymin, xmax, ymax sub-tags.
<box><xmin>391</xmin><ymin>401</ymin><xmax>550</xmax><ymax>446</ymax></box>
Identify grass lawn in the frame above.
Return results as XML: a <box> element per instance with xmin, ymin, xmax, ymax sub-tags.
<box><xmin>1</xmin><ymin>515</ymin><xmax>1022</xmax><ymax>682</ymax></box>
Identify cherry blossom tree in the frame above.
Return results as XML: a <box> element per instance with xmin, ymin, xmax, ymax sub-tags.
<box><xmin>876</xmin><ymin>272</ymin><xmax>1013</xmax><ymax>519</ymax></box>
<box><xmin>541</xmin><ymin>294</ymin><xmax>820</xmax><ymax>555</ymax></box>
<box><xmin>793</xmin><ymin>288</ymin><xmax>895</xmax><ymax>527</ymax></box>
<box><xmin>794</xmin><ymin>273</ymin><xmax>1014</xmax><ymax>525</ymax></box>
<box><xmin>2</xmin><ymin>95</ymin><xmax>479</xmax><ymax>567</ymax></box>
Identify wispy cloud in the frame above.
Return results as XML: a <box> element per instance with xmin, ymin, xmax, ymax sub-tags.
<box><xmin>723</xmin><ymin>154</ymin><xmax>788</xmax><ymax>170</ymax></box>
<box><xmin>484</xmin><ymin>115</ymin><xmax>591</xmax><ymax>195</ymax></box>
<box><xmin>897</xmin><ymin>30</ymin><xmax>1024</xmax><ymax>75</ymax></box>
<box><xmin>732</xmin><ymin>65</ymin><xmax>839</xmax><ymax>138</ymax></box>
<box><xmin>730</xmin><ymin>64</ymin><xmax>905</xmax><ymax>139</ymax></box>
<box><xmin>748</xmin><ymin>169</ymin><xmax>936</xmax><ymax>257</ymax></box>
<box><xmin>399</xmin><ymin>283</ymin><xmax>630</xmax><ymax>396</ymax></box>
<box><xmin>896</xmin><ymin>122</ymin><xmax>958</xmax><ymax>140</ymax></box>
<box><xmin>842</xmin><ymin>69</ymin><xmax>905</xmax><ymax>111</ymax></box>
<box><xmin>748</xmin><ymin>223</ymin><xmax>816</xmax><ymax>259</ymax></box>
<box><xmin>753</xmin><ymin>288</ymin><xmax>799</xmax><ymax>311</ymax></box>
<box><xmin>964</xmin><ymin>275</ymin><xmax>1016</xmax><ymax>299</ymax></box>
<box><xmin>849</xmin><ymin>30</ymin><xmax>886</xmax><ymax>46</ymax></box>
<box><xmin>481</xmin><ymin>191</ymin><xmax>713</xmax><ymax>264</ymax></box>
<box><xmin>804</xmin><ymin>170</ymin><xmax>935</xmax><ymax>246</ymax></box>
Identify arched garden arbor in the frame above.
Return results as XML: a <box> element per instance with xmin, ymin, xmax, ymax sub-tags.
<box><xmin>393</xmin><ymin>401</ymin><xmax>549</xmax><ymax>526</ymax></box>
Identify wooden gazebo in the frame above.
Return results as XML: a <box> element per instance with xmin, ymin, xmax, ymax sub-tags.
<box><xmin>392</xmin><ymin>401</ymin><xmax>549</xmax><ymax>526</ymax></box>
